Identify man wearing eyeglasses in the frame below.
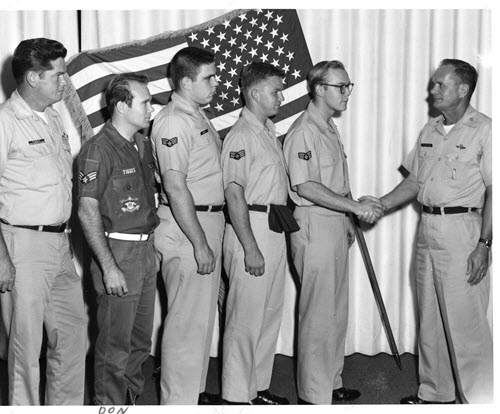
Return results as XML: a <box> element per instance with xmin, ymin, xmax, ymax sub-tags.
<box><xmin>283</xmin><ymin>60</ymin><xmax>385</xmax><ymax>405</ymax></box>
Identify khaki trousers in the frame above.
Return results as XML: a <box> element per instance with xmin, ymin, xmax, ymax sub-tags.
<box><xmin>291</xmin><ymin>207</ymin><xmax>349</xmax><ymax>404</ymax></box>
<box><xmin>415</xmin><ymin>212</ymin><xmax>493</xmax><ymax>403</ymax></box>
<box><xmin>221</xmin><ymin>212</ymin><xmax>287</xmax><ymax>402</ymax></box>
<box><xmin>154</xmin><ymin>206</ymin><xmax>224</xmax><ymax>405</ymax></box>
<box><xmin>0</xmin><ymin>224</ymin><xmax>86</xmax><ymax>405</ymax></box>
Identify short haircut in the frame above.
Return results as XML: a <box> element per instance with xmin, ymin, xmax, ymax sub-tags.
<box><xmin>12</xmin><ymin>38</ymin><xmax>67</xmax><ymax>85</ymax></box>
<box><xmin>105</xmin><ymin>73</ymin><xmax>149</xmax><ymax>117</ymax></box>
<box><xmin>240</xmin><ymin>62</ymin><xmax>285</xmax><ymax>94</ymax></box>
<box><xmin>307</xmin><ymin>60</ymin><xmax>346</xmax><ymax>98</ymax></box>
<box><xmin>168</xmin><ymin>47</ymin><xmax>215</xmax><ymax>90</ymax></box>
<box><xmin>440</xmin><ymin>58</ymin><xmax>478</xmax><ymax>98</ymax></box>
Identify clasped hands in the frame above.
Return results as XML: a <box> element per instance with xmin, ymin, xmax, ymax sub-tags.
<box><xmin>356</xmin><ymin>196</ymin><xmax>386</xmax><ymax>224</ymax></box>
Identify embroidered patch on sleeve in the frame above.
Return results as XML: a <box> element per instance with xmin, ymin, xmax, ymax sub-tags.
<box><xmin>298</xmin><ymin>151</ymin><xmax>312</xmax><ymax>161</ymax></box>
<box><xmin>161</xmin><ymin>137</ymin><xmax>178</xmax><ymax>147</ymax></box>
<box><xmin>230</xmin><ymin>150</ymin><xmax>246</xmax><ymax>160</ymax></box>
<box><xmin>79</xmin><ymin>171</ymin><xmax>97</xmax><ymax>184</ymax></box>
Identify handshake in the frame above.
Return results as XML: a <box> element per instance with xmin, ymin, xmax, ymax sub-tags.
<box><xmin>355</xmin><ymin>195</ymin><xmax>386</xmax><ymax>224</ymax></box>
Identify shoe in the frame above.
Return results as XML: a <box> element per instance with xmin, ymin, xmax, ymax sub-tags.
<box><xmin>125</xmin><ymin>388</ymin><xmax>137</xmax><ymax>405</ymax></box>
<box><xmin>223</xmin><ymin>399</ymin><xmax>250</xmax><ymax>405</ymax></box>
<box><xmin>400</xmin><ymin>395</ymin><xmax>455</xmax><ymax>404</ymax></box>
<box><xmin>331</xmin><ymin>387</ymin><xmax>361</xmax><ymax>402</ymax></box>
<box><xmin>251</xmin><ymin>390</ymin><xmax>289</xmax><ymax>405</ymax></box>
<box><xmin>198</xmin><ymin>392</ymin><xmax>222</xmax><ymax>405</ymax></box>
<box><xmin>297</xmin><ymin>397</ymin><xmax>313</xmax><ymax>404</ymax></box>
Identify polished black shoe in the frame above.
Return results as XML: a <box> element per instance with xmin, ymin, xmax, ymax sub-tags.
<box><xmin>331</xmin><ymin>387</ymin><xmax>361</xmax><ymax>402</ymax></box>
<box><xmin>251</xmin><ymin>390</ymin><xmax>289</xmax><ymax>405</ymax></box>
<box><xmin>198</xmin><ymin>392</ymin><xmax>223</xmax><ymax>405</ymax></box>
<box><xmin>400</xmin><ymin>395</ymin><xmax>455</xmax><ymax>404</ymax></box>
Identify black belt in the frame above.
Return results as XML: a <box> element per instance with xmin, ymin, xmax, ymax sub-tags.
<box><xmin>162</xmin><ymin>202</ymin><xmax>223</xmax><ymax>212</ymax></box>
<box><xmin>0</xmin><ymin>218</ymin><xmax>67</xmax><ymax>233</ymax></box>
<box><xmin>422</xmin><ymin>206</ymin><xmax>477</xmax><ymax>215</ymax></box>
<box><xmin>248</xmin><ymin>204</ymin><xmax>270</xmax><ymax>213</ymax></box>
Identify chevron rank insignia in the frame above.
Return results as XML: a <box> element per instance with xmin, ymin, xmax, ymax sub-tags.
<box><xmin>161</xmin><ymin>137</ymin><xmax>178</xmax><ymax>147</ymax></box>
<box><xmin>298</xmin><ymin>151</ymin><xmax>312</xmax><ymax>161</ymax></box>
<box><xmin>456</xmin><ymin>144</ymin><xmax>466</xmax><ymax>150</ymax></box>
<box><xmin>230</xmin><ymin>150</ymin><xmax>246</xmax><ymax>160</ymax></box>
<box><xmin>79</xmin><ymin>171</ymin><xmax>97</xmax><ymax>184</ymax></box>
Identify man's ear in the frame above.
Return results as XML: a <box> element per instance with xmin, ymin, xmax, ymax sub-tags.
<box><xmin>315</xmin><ymin>83</ymin><xmax>326</xmax><ymax>97</ymax></box>
<box><xmin>180</xmin><ymin>76</ymin><xmax>192</xmax><ymax>92</ymax></box>
<box><xmin>25</xmin><ymin>70</ymin><xmax>38</xmax><ymax>88</ymax></box>
<box><xmin>116</xmin><ymin>101</ymin><xmax>127</xmax><ymax>114</ymax></box>
<box><xmin>458</xmin><ymin>83</ymin><xmax>469</xmax><ymax>99</ymax></box>
<box><xmin>250</xmin><ymin>88</ymin><xmax>259</xmax><ymax>103</ymax></box>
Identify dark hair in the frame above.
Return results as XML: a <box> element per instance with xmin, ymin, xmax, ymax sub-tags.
<box><xmin>12</xmin><ymin>38</ymin><xmax>67</xmax><ymax>85</ymax></box>
<box><xmin>240</xmin><ymin>62</ymin><xmax>285</xmax><ymax>95</ymax></box>
<box><xmin>105</xmin><ymin>73</ymin><xmax>149</xmax><ymax>117</ymax></box>
<box><xmin>307</xmin><ymin>60</ymin><xmax>346</xmax><ymax>98</ymax></box>
<box><xmin>440</xmin><ymin>58</ymin><xmax>478</xmax><ymax>98</ymax></box>
<box><xmin>168</xmin><ymin>47</ymin><xmax>215</xmax><ymax>90</ymax></box>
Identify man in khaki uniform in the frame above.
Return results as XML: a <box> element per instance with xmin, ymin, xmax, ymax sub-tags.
<box><xmin>0</xmin><ymin>38</ymin><xmax>86</xmax><ymax>405</ymax></box>
<box><xmin>375</xmin><ymin>59</ymin><xmax>492</xmax><ymax>404</ymax></box>
<box><xmin>221</xmin><ymin>62</ymin><xmax>290</xmax><ymax>405</ymax></box>
<box><xmin>151</xmin><ymin>47</ymin><xmax>224</xmax><ymax>405</ymax></box>
<box><xmin>283</xmin><ymin>60</ymin><xmax>384</xmax><ymax>405</ymax></box>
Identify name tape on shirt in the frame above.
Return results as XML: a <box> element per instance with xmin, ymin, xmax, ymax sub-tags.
<box><xmin>420</xmin><ymin>143</ymin><xmax>433</xmax><ymax>147</ymax></box>
<box><xmin>200</xmin><ymin>129</ymin><xmax>209</xmax><ymax>135</ymax></box>
<box><xmin>298</xmin><ymin>151</ymin><xmax>312</xmax><ymax>161</ymax></box>
<box><xmin>79</xmin><ymin>171</ymin><xmax>97</xmax><ymax>184</ymax></box>
<box><xmin>161</xmin><ymin>137</ymin><xmax>178</xmax><ymax>147</ymax></box>
<box><xmin>28</xmin><ymin>139</ymin><xmax>45</xmax><ymax>145</ymax></box>
<box><xmin>123</xmin><ymin>168</ymin><xmax>136</xmax><ymax>175</ymax></box>
<box><xmin>230</xmin><ymin>149</ymin><xmax>245</xmax><ymax>160</ymax></box>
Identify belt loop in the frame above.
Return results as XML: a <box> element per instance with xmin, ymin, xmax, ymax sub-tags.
<box><xmin>439</xmin><ymin>207</ymin><xmax>445</xmax><ymax>215</ymax></box>
<box><xmin>207</xmin><ymin>205</ymin><xmax>213</xmax><ymax>212</ymax></box>
<box><xmin>38</xmin><ymin>225</ymin><xmax>43</xmax><ymax>231</ymax></box>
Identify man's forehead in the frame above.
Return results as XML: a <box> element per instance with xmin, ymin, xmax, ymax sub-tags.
<box><xmin>130</xmin><ymin>82</ymin><xmax>151</xmax><ymax>99</ymax></box>
<box><xmin>196</xmin><ymin>63</ymin><xmax>216</xmax><ymax>78</ymax></box>
<box><xmin>325</xmin><ymin>68</ymin><xmax>349</xmax><ymax>83</ymax></box>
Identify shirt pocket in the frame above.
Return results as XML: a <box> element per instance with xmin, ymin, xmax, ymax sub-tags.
<box><xmin>417</xmin><ymin>144</ymin><xmax>438</xmax><ymax>184</ymax></box>
<box><xmin>441</xmin><ymin>148</ymin><xmax>477</xmax><ymax>183</ymax></box>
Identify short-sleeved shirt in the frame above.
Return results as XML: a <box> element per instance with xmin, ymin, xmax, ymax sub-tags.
<box><xmin>283</xmin><ymin>101</ymin><xmax>351</xmax><ymax>206</ymax></box>
<box><xmin>0</xmin><ymin>90</ymin><xmax>73</xmax><ymax>225</ymax></box>
<box><xmin>221</xmin><ymin>107</ymin><xmax>288</xmax><ymax>205</ymax></box>
<box><xmin>151</xmin><ymin>92</ymin><xmax>224</xmax><ymax>206</ymax></box>
<box><xmin>403</xmin><ymin>105</ymin><xmax>491</xmax><ymax>208</ymax></box>
<box><xmin>77</xmin><ymin>121</ymin><xmax>159</xmax><ymax>234</ymax></box>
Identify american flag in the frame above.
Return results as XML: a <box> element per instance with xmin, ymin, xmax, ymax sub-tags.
<box><xmin>65</xmin><ymin>9</ymin><xmax>313</xmax><ymax>143</ymax></box>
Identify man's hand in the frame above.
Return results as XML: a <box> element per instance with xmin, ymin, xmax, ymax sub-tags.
<box><xmin>244</xmin><ymin>247</ymin><xmax>265</xmax><ymax>277</ymax></box>
<box><xmin>466</xmin><ymin>243</ymin><xmax>490</xmax><ymax>286</ymax></box>
<box><xmin>103</xmin><ymin>266</ymin><xmax>129</xmax><ymax>296</ymax></box>
<box><xmin>357</xmin><ymin>196</ymin><xmax>386</xmax><ymax>224</ymax></box>
<box><xmin>194</xmin><ymin>243</ymin><xmax>216</xmax><ymax>275</ymax></box>
<box><xmin>0</xmin><ymin>256</ymin><xmax>16</xmax><ymax>293</ymax></box>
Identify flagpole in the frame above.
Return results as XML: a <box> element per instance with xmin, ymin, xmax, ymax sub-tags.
<box><xmin>348</xmin><ymin>194</ymin><xmax>402</xmax><ymax>371</ymax></box>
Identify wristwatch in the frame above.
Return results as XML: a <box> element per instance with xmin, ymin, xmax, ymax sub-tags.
<box><xmin>479</xmin><ymin>238</ymin><xmax>492</xmax><ymax>248</ymax></box>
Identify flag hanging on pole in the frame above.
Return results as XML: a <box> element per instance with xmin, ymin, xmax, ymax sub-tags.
<box><xmin>65</xmin><ymin>9</ymin><xmax>313</xmax><ymax>143</ymax></box>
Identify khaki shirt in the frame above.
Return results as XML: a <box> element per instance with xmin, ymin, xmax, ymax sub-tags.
<box><xmin>221</xmin><ymin>107</ymin><xmax>288</xmax><ymax>205</ymax></box>
<box><xmin>152</xmin><ymin>92</ymin><xmax>224</xmax><ymax>205</ymax></box>
<box><xmin>283</xmin><ymin>101</ymin><xmax>350</xmax><ymax>207</ymax></box>
<box><xmin>403</xmin><ymin>106</ymin><xmax>491</xmax><ymax>207</ymax></box>
<box><xmin>0</xmin><ymin>90</ymin><xmax>73</xmax><ymax>225</ymax></box>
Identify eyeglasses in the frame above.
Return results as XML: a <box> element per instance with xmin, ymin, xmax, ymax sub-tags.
<box><xmin>321</xmin><ymin>83</ymin><xmax>354</xmax><ymax>95</ymax></box>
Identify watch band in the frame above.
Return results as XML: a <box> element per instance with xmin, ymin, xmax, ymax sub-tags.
<box><xmin>479</xmin><ymin>238</ymin><xmax>492</xmax><ymax>248</ymax></box>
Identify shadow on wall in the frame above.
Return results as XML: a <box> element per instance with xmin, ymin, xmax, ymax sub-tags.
<box><xmin>1</xmin><ymin>56</ymin><xmax>16</xmax><ymax>100</ymax></box>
